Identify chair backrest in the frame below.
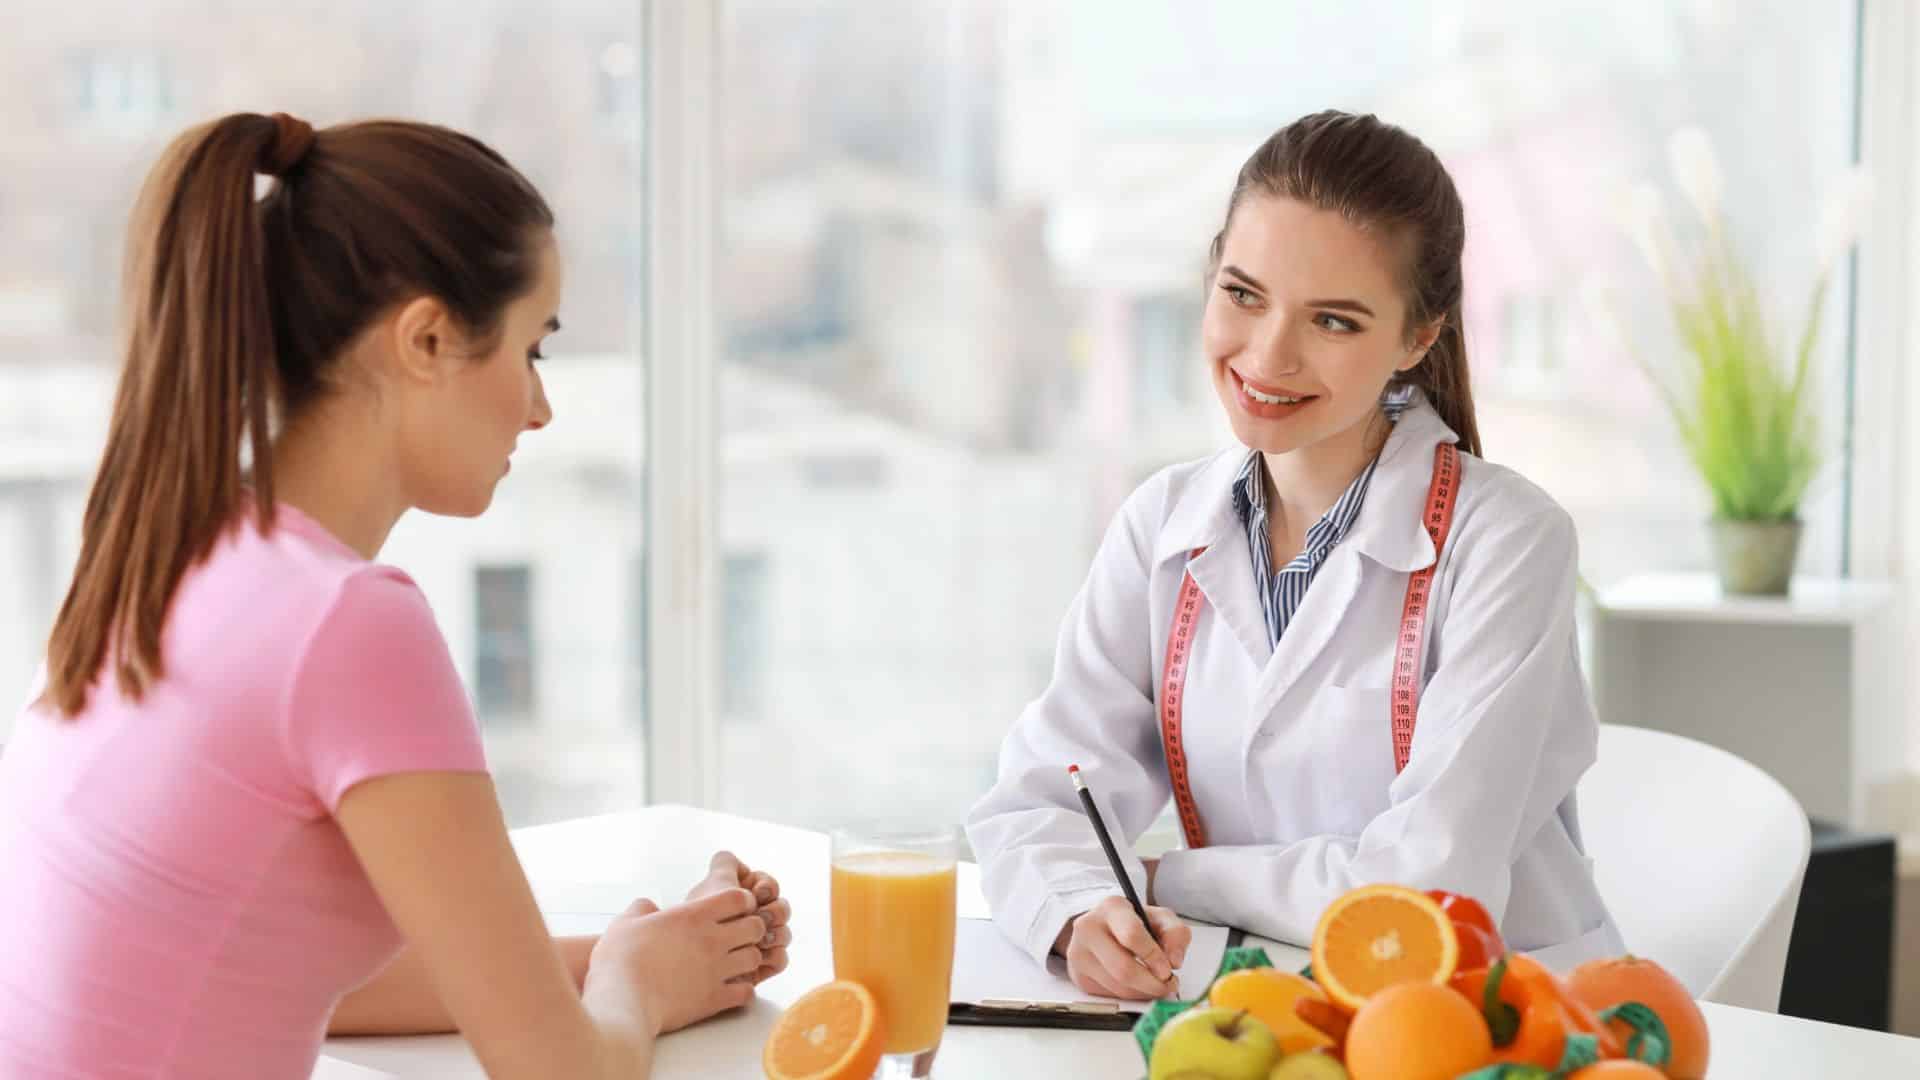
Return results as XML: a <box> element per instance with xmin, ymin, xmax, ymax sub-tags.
<box><xmin>1576</xmin><ymin>723</ymin><xmax>1811</xmax><ymax>1011</ymax></box>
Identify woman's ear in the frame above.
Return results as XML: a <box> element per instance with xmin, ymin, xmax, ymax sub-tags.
<box><xmin>390</xmin><ymin>296</ymin><xmax>456</xmax><ymax>385</ymax></box>
<box><xmin>1399</xmin><ymin>316</ymin><xmax>1446</xmax><ymax>373</ymax></box>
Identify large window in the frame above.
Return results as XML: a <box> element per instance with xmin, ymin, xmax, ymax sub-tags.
<box><xmin>0</xmin><ymin>2</ymin><xmax>1866</xmax><ymax>838</ymax></box>
<box><xmin>713</xmin><ymin>0</ymin><xmax>1862</xmax><ymax>831</ymax></box>
<box><xmin>0</xmin><ymin>4</ymin><xmax>649</xmax><ymax>827</ymax></box>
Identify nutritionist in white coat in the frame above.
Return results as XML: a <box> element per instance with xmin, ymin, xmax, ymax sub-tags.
<box><xmin>967</xmin><ymin>111</ymin><xmax>1626</xmax><ymax>1001</ymax></box>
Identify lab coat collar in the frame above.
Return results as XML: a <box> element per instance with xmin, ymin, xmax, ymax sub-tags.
<box><xmin>1345</xmin><ymin>391</ymin><xmax>1459</xmax><ymax>573</ymax></box>
<box><xmin>1152</xmin><ymin>449</ymin><xmax>1249</xmax><ymax>565</ymax></box>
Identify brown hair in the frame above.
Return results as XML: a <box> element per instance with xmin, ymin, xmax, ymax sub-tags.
<box><xmin>42</xmin><ymin>112</ymin><xmax>553</xmax><ymax>716</ymax></box>
<box><xmin>1209</xmin><ymin>110</ymin><xmax>1480</xmax><ymax>457</ymax></box>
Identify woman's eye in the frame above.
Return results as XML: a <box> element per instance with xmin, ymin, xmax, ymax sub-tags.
<box><xmin>1222</xmin><ymin>284</ymin><xmax>1256</xmax><ymax>307</ymax></box>
<box><xmin>1315</xmin><ymin>313</ymin><xmax>1359</xmax><ymax>333</ymax></box>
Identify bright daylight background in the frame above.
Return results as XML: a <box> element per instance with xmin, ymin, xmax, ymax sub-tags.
<box><xmin>0</xmin><ymin>0</ymin><xmax>1859</xmax><ymax>831</ymax></box>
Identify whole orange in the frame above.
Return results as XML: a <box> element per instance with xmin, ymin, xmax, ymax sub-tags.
<box><xmin>1565</xmin><ymin>956</ymin><xmax>1709</xmax><ymax>1080</ymax></box>
<box><xmin>1343</xmin><ymin>981</ymin><xmax>1492</xmax><ymax>1080</ymax></box>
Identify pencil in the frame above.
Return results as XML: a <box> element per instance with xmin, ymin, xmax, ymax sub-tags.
<box><xmin>1067</xmin><ymin>764</ymin><xmax>1159</xmax><ymax>946</ymax></box>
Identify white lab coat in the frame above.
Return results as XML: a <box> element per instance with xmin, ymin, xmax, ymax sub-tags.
<box><xmin>967</xmin><ymin>392</ymin><xmax>1625</xmax><ymax>972</ymax></box>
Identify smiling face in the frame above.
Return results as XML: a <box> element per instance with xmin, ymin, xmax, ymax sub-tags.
<box><xmin>1202</xmin><ymin>194</ymin><xmax>1438</xmax><ymax>457</ymax></box>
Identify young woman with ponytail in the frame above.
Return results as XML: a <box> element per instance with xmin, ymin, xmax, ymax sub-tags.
<box><xmin>0</xmin><ymin>113</ymin><xmax>789</xmax><ymax>1079</ymax></box>
<box><xmin>967</xmin><ymin>111</ymin><xmax>1625</xmax><ymax>998</ymax></box>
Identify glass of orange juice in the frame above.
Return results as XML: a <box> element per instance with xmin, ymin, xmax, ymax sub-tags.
<box><xmin>830</xmin><ymin>826</ymin><xmax>958</xmax><ymax>1078</ymax></box>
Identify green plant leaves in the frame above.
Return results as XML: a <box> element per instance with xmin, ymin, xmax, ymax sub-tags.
<box><xmin>1639</xmin><ymin>229</ymin><xmax>1822</xmax><ymax>520</ymax></box>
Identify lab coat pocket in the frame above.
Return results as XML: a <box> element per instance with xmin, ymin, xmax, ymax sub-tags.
<box><xmin>1299</xmin><ymin>685</ymin><xmax>1397</xmax><ymax>838</ymax></box>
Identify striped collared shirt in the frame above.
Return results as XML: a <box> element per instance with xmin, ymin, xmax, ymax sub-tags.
<box><xmin>1231</xmin><ymin>390</ymin><xmax>1412</xmax><ymax>648</ymax></box>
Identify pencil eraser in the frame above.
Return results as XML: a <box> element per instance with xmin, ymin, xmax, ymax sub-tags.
<box><xmin>1068</xmin><ymin>764</ymin><xmax>1080</xmax><ymax>774</ymax></box>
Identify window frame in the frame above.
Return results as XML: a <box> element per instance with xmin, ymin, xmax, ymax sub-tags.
<box><xmin>642</xmin><ymin>0</ymin><xmax>722</xmax><ymax>807</ymax></box>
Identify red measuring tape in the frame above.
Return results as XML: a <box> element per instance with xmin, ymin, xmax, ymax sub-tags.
<box><xmin>1159</xmin><ymin>443</ymin><xmax>1460</xmax><ymax>850</ymax></box>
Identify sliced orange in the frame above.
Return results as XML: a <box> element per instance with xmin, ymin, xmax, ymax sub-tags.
<box><xmin>762</xmin><ymin>980</ymin><xmax>886</xmax><ymax>1080</ymax></box>
<box><xmin>1310</xmin><ymin>884</ymin><xmax>1460</xmax><ymax>1011</ymax></box>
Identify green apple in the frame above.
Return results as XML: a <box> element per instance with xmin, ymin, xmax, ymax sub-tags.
<box><xmin>1268</xmin><ymin>1049</ymin><xmax>1350</xmax><ymax>1080</ymax></box>
<box><xmin>1149</xmin><ymin>1007</ymin><xmax>1281</xmax><ymax>1080</ymax></box>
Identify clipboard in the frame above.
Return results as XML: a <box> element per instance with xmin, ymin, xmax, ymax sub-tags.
<box><xmin>948</xmin><ymin>999</ymin><xmax>1137</xmax><ymax>1031</ymax></box>
<box><xmin>947</xmin><ymin>917</ymin><xmax>1243</xmax><ymax>1031</ymax></box>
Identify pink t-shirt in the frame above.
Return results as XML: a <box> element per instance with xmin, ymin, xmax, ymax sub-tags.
<box><xmin>0</xmin><ymin>504</ymin><xmax>487</xmax><ymax>1079</ymax></box>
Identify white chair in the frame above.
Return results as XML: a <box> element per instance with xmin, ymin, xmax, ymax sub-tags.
<box><xmin>1576</xmin><ymin>723</ymin><xmax>1811</xmax><ymax>1012</ymax></box>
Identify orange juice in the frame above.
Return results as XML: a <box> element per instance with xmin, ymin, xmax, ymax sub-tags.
<box><xmin>830</xmin><ymin>851</ymin><xmax>957</xmax><ymax>1055</ymax></box>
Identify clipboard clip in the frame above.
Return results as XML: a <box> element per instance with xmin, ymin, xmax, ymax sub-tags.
<box><xmin>975</xmin><ymin>998</ymin><xmax>1123</xmax><ymax>1015</ymax></box>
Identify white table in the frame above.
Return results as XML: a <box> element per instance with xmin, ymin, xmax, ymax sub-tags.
<box><xmin>317</xmin><ymin>806</ymin><xmax>1920</xmax><ymax>1077</ymax></box>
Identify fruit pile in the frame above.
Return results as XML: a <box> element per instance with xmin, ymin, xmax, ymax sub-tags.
<box><xmin>1137</xmin><ymin>884</ymin><xmax>1709</xmax><ymax>1080</ymax></box>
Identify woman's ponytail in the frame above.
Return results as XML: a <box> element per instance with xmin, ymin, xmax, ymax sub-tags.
<box><xmin>43</xmin><ymin>114</ymin><xmax>295</xmax><ymax>715</ymax></box>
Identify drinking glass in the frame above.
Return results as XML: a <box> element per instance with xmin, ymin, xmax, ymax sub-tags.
<box><xmin>829</xmin><ymin>826</ymin><xmax>960</xmax><ymax>1078</ymax></box>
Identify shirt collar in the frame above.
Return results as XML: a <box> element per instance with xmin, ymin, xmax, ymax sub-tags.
<box><xmin>1154</xmin><ymin>386</ymin><xmax>1459</xmax><ymax>572</ymax></box>
<box><xmin>1231</xmin><ymin>450</ymin><xmax>1378</xmax><ymax>566</ymax></box>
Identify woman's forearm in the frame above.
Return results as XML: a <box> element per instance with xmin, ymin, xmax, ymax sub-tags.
<box><xmin>328</xmin><ymin>935</ymin><xmax>599</xmax><ymax>1036</ymax></box>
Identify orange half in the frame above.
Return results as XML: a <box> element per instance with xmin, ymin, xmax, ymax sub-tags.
<box><xmin>763</xmin><ymin>980</ymin><xmax>886</xmax><ymax>1080</ymax></box>
<box><xmin>1310</xmin><ymin>884</ymin><xmax>1460</xmax><ymax>1011</ymax></box>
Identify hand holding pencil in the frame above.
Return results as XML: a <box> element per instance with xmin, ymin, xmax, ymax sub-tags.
<box><xmin>1054</xmin><ymin>765</ymin><xmax>1193</xmax><ymax>1000</ymax></box>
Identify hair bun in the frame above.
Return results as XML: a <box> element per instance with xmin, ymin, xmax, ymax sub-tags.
<box><xmin>260</xmin><ymin>113</ymin><xmax>316</xmax><ymax>177</ymax></box>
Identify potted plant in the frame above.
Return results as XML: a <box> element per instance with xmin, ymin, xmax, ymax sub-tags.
<box><xmin>1613</xmin><ymin>128</ymin><xmax>1871</xmax><ymax>595</ymax></box>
